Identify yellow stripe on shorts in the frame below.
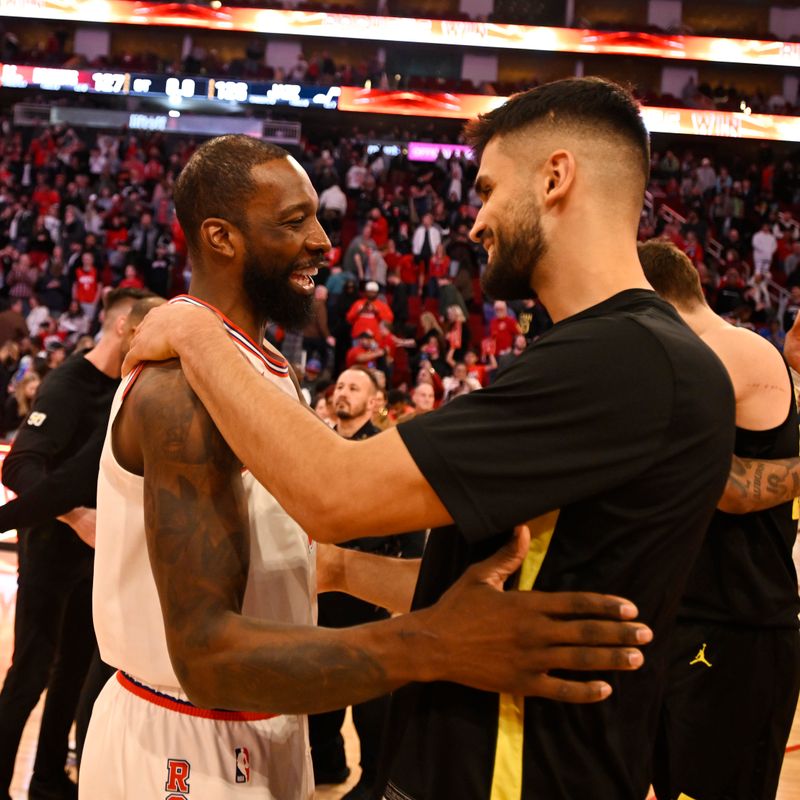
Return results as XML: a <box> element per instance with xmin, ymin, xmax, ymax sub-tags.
<box><xmin>489</xmin><ymin>510</ymin><xmax>560</xmax><ymax>800</ymax></box>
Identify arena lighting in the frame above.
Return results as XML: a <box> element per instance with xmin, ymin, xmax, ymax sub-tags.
<box><xmin>0</xmin><ymin>0</ymin><xmax>797</xmax><ymax>68</ymax></box>
<box><xmin>337</xmin><ymin>87</ymin><xmax>800</xmax><ymax>143</ymax></box>
<box><xmin>408</xmin><ymin>141</ymin><xmax>475</xmax><ymax>161</ymax></box>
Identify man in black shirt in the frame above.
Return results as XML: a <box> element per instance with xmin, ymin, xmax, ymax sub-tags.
<box><xmin>0</xmin><ymin>289</ymin><xmax>160</xmax><ymax>800</ymax></box>
<box><xmin>640</xmin><ymin>240</ymin><xmax>800</xmax><ymax>800</ymax></box>
<box><xmin>125</xmin><ymin>81</ymin><xmax>735</xmax><ymax>799</ymax></box>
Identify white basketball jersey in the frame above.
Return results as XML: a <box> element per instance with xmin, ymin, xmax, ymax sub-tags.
<box><xmin>93</xmin><ymin>296</ymin><xmax>316</xmax><ymax>690</ymax></box>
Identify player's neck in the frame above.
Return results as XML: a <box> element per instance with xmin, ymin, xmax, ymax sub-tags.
<box><xmin>677</xmin><ymin>302</ymin><xmax>726</xmax><ymax>338</ymax></box>
<box><xmin>187</xmin><ymin>276</ymin><xmax>265</xmax><ymax>345</ymax></box>
<box><xmin>534</xmin><ymin>224</ymin><xmax>650</xmax><ymax>323</ymax></box>
<box><xmin>84</xmin><ymin>335</ymin><xmax>122</xmax><ymax>378</ymax></box>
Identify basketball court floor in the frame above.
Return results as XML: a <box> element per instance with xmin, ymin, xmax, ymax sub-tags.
<box><xmin>1</xmin><ymin>548</ymin><xmax>798</xmax><ymax>799</ymax></box>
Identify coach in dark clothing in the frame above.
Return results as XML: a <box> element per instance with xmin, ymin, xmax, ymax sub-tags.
<box><xmin>0</xmin><ymin>289</ymin><xmax>158</xmax><ymax>800</ymax></box>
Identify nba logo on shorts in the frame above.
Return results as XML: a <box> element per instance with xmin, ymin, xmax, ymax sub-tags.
<box><xmin>235</xmin><ymin>747</ymin><xmax>250</xmax><ymax>784</ymax></box>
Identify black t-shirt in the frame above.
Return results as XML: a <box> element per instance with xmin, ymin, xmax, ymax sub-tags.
<box><xmin>679</xmin><ymin>366</ymin><xmax>800</xmax><ymax>629</ymax></box>
<box><xmin>2</xmin><ymin>352</ymin><xmax>118</xmax><ymax>568</ymax></box>
<box><xmin>382</xmin><ymin>290</ymin><xmax>735</xmax><ymax>800</ymax></box>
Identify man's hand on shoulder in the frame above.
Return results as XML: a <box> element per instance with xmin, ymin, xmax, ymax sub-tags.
<box><xmin>414</xmin><ymin>526</ymin><xmax>652</xmax><ymax>703</ymax></box>
<box><xmin>122</xmin><ymin>301</ymin><xmax>223</xmax><ymax>375</ymax></box>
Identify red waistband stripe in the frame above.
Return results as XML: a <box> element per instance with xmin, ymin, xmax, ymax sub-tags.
<box><xmin>117</xmin><ymin>672</ymin><xmax>277</xmax><ymax>721</ymax></box>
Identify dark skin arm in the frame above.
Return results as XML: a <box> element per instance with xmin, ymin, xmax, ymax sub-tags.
<box><xmin>115</xmin><ymin>362</ymin><xmax>652</xmax><ymax>712</ymax></box>
<box><xmin>718</xmin><ymin>454</ymin><xmax>800</xmax><ymax>514</ymax></box>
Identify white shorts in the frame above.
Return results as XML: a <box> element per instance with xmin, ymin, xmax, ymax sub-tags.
<box><xmin>80</xmin><ymin>672</ymin><xmax>313</xmax><ymax>799</ymax></box>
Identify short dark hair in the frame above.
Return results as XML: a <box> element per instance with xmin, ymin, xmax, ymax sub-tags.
<box><xmin>638</xmin><ymin>240</ymin><xmax>705</xmax><ymax>308</ymax></box>
<box><xmin>174</xmin><ymin>135</ymin><xmax>290</xmax><ymax>253</ymax></box>
<box><xmin>340</xmin><ymin>365</ymin><xmax>379</xmax><ymax>391</ymax></box>
<box><xmin>464</xmin><ymin>77</ymin><xmax>650</xmax><ymax>183</ymax></box>
<box><xmin>104</xmin><ymin>287</ymin><xmax>155</xmax><ymax>314</ymax></box>
<box><xmin>127</xmin><ymin>296</ymin><xmax>166</xmax><ymax>329</ymax></box>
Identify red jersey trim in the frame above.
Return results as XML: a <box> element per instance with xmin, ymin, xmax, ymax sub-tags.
<box><xmin>121</xmin><ymin>363</ymin><xmax>145</xmax><ymax>402</ymax></box>
<box><xmin>170</xmin><ymin>295</ymin><xmax>290</xmax><ymax>378</ymax></box>
<box><xmin>117</xmin><ymin>672</ymin><xmax>277</xmax><ymax>721</ymax></box>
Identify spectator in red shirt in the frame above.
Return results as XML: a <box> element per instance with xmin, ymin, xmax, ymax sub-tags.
<box><xmin>385</xmin><ymin>240</ymin><xmax>422</xmax><ymax>296</ymax></box>
<box><xmin>463</xmin><ymin>348</ymin><xmax>493</xmax><ymax>387</ymax></box>
<box><xmin>489</xmin><ymin>300</ymin><xmax>521</xmax><ymax>355</ymax></box>
<box><xmin>31</xmin><ymin>173</ymin><xmax>59</xmax><ymax>217</ymax></box>
<box><xmin>426</xmin><ymin>242</ymin><xmax>451</xmax><ymax>299</ymax></box>
<box><xmin>345</xmin><ymin>330</ymin><xmax>387</xmax><ymax>370</ymax></box>
<box><xmin>73</xmin><ymin>252</ymin><xmax>101</xmax><ymax>320</ymax></box>
<box><xmin>368</xmin><ymin>207</ymin><xmax>389</xmax><ymax>250</ymax></box>
<box><xmin>119</xmin><ymin>264</ymin><xmax>145</xmax><ymax>290</ymax></box>
<box><xmin>346</xmin><ymin>281</ymin><xmax>394</xmax><ymax>339</ymax></box>
<box><xmin>104</xmin><ymin>214</ymin><xmax>129</xmax><ymax>255</ymax></box>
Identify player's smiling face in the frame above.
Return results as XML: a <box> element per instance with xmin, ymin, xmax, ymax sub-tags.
<box><xmin>469</xmin><ymin>137</ymin><xmax>546</xmax><ymax>301</ymax></box>
<box><xmin>241</xmin><ymin>158</ymin><xmax>331</xmax><ymax>328</ymax></box>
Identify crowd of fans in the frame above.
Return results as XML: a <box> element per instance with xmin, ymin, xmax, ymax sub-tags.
<box><xmin>0</xmin><ymin>117</ymin><xmax>794</xmax><ymax>439</ymax></box>
<box><xmin>640</xmin><ymin>142</ymin><xmax>799</xmax><ymax>349</ymax></box>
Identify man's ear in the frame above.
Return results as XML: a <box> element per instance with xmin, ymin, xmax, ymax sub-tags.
<box><xmin>199</xmin><ymin>218</ymin><xmax>243</xmax><ymax>260</ymax></box>
<box><xmin>541</xmin><ymin>149</ymin><xmax>576</xmax><ymax>209</ymax></box>
<box><xmin>114</xmin><ymin>310</ymin><xmax>129</xmax><ymax>338</ymax></box>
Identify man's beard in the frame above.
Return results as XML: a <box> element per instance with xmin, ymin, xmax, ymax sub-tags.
<box><xmin>335</xmin><ymin>400</ymin><xmax>367</xmax><ymax>421</ymax></box>
<box><xmin>242</xmin><ymin>249</ymin><xmax>316</xmax><ymax>331</ymax></box>
<box><xmin>481</xmin><ymin>199</ymin><xmax>547</xmax><ymax>301</ymax></box>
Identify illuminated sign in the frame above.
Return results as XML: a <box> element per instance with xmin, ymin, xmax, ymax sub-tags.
<box><xmin>366</xmin><ymin>143</ymin><xmax>403</xmax><ymax>157</ymax></box>
<box><xmin>128</xmin><ymin>113</ymin><xmax>167</xmax><ymax>131</ymax></box>
<box><xmin>45</xmin><ymin>106</ymin><xmax>270</xmax><ymax>138</ymax></box>
<box><xmin>0</xmin><ymin>1</ymin><xmax>796</xmax><ymax>68</ymax></box>
<box><xmin>639</xmin><ymin>106</ymin><xmax>800</xmax><ymax>142</ymax></box>
<box><xmin>408</xmin><ymin>141</ymin><xmax>474</xmax><ymax>161</ymax></box>
<box><xmin>2</xmin><ymin>60</ymin><xmax>799</xmax><ymax>142</ymax></box>
<box><xmin>339</xmin><ymin>88</ymin><xmax>800</xmax><ymax>143</ymax></box>
<box><xmin>338</xmin><ymin>87</ymin><xmax>506</xmax><ymax>119</ymax></box>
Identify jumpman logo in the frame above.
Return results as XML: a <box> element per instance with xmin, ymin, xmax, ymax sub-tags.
<box><xmin>689</xmin><ymin>643</ymin><xmax>712</xmax><ymax>668</ymax></box>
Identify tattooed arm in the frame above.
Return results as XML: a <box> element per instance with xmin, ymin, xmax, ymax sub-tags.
<box><xmin>114</xmin><ymin>362</ymin><xmax>653</xmax><ymax>712</ymax></box>
<box><xmin>717</xmin><ymin>454</ymin><xmax>800</xmax><ymax>514</ymax></box>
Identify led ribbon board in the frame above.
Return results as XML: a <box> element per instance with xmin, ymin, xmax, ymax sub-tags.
<box><xmin>0</xmin><ymin>0</ymin><xmax>797</xmax><ymax>68</ymax></box>
<box><xmin>338</xmin><ymin>87</ymin><xmax>800</xmax><ymax>142</ymax></box>
<box><xmin>2</xmin><ymin>63</ymin><xmax>798</xmax><ymax>142</ymax></box>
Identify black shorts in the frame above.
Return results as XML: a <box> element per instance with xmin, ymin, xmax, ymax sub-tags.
<box><xmin>652</xmin><ymin>621</ymin><xmax>800</xmax><ymax>800</ymax></box>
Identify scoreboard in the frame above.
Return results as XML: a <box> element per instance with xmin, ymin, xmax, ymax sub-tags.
<box><xmin>0</xmin><ymin>64</ymin><xmax>341</xmax><ymax>109</ymax></box>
